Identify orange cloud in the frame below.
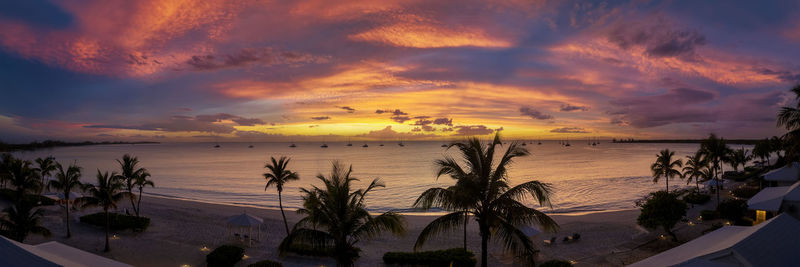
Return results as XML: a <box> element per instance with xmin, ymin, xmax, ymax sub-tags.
<box><xmin>350</xmin><ymin>14</ymin><xmax>512</xmax><ymax>48</ymax></box>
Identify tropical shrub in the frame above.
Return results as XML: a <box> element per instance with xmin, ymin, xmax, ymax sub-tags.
<box><xmin>717</xmin><ymin>199</ymin><xmax>748</xmax><ymax>221</ymax></box>
<box><xmin>247</xmin><ymin>260</ymin><xmax>283</xmax><ymax>267</ymax></box>
<box><xmin>0</xmin><ymin>188</ymin><xmax>55</xmax><ymax>206</ymax></box>
<box><xmin>206</xmin><ymin>245</ymin><xmax>244</xmax><ymax>267</ymax></box>
<box><xmin>683</xmin><ymin>193</ymin><xmax>710</xmax><ymax>204</ymax></box>
<box><xmin>700</xmin><ymin>210</ymin><xmax>719</xmax><ymax>221</ymax></box>
<box><xmin>383</xmin><ymin>248</ymin><xmax>476</xmax><ymax>267</ymax></box>
<box><xmin>79</xmin><ymin>212</ymin><xmax>150</xmax><ymax>231</ymax></box>
<box><xmin>637</xmin><ymin>191</ymin><xmax>687</xmax><ymax>241</ymax></box>
<box><xmin>539</xmin><ymin>259</ymin><xmax>573</xmax><ymax>267</ymax></box>
<box><xmin>731</xmin><ymin>187</ymin><xmax>759</xmax><ymax>199</ymax></box>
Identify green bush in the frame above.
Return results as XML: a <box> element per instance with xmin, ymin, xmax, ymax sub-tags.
<box><xmin>636</xmin><ymin>191</ymin><xmax>687</xmax><ymax>240</ymax></box>
<box><xmin>683</xmin><ymin>193</ymin><xmax>710</xmax><ymax>204</ymax></box>
<box><xmin>731</xmin><ymin>187</ymin><xmax>760</xmax><ymax>199</ymax></box>
<box><xmin>539</xmin><ymin>259</ymin><xmax>573</xmax><ymax>267</ymax></box>
<box><xmin>383</xmin><ymin>248</ymin><xmax>476</xmax><ymax>267</ymax></box>
<box><xmin>700</xmin><ymin>210</ymin><xmax>719</xmax><ymax>221</ymax></box>
<box><xmin>0</xmin><ymin>188</ymin><xmax>55</xmax><ymax>206</ymax></box>
<box><xmin>247</xmin><ymin>260</ymin><xmax>283</xmax><ymax>267</ymax></box>
<box><xmin>79</xmin><ymin>212</ymin><xmax>150</xmax><ymax>231</ymax></box>
<box><xmin>717</xmin><ymin>199</ymin><xmax>748</xmax><ymax>221</ymax></box>
<box><xmin>206</xmin><ymin>245</ymin><xmax>244</xmax><ymax>267</ymax></box>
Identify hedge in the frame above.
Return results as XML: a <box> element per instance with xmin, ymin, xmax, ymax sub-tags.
<box><xmin>247</xmin><ymin>260</ymin><xmax>283</xmax><ymax>267</ymax></box>
<box><xmin>540</xmin><ymin>259</ymin><xmax>573</xmax><ymax>267</ymax></box>
<box><xmin>207</xmin><ymin>245</ymin><xmax>244</xmax><ymax>267</ymax></box>
<box><xmin>731</xmin><ymin>187</ymin><xmax>760</xmax><ymax>199</ymax></box>
<box><xmin>717</xmin><ymin>199</ymin><xmax>748</xmax><ymax>221</ymax></box>
<box><xmin>383</xmin><ymin>248</ymin><xmax>476</xmax><ymax>267</ymax></box>
<box><xmin>284</xmin><ymin>243</ymin><xmax>335</xmax><ymax>257</ymax></box>
<box><xmin>79</xmin><ymin>212</ymin><xmax>150</xmax><ymax>231</ymax></box>
<box><xmin>700</xmin><ymin>210</ymin><xmax>719</xmax><ymax>221</ymax></box>
<box><xmin>0</xmin><ymin>188</ymin><xmax>55</xmax><ymax>206</ymax></box>
<box><xmin>683</xmin><ymin>193</ymin><xmax>710</xmax><ymax>204</ymax></box>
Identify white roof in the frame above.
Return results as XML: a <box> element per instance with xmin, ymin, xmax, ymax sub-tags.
<box><xmin>747</xmin><ymin>181</ymin><xmax>800</xmax><ymax>211</ymax></box>
<box><xmin>226</xmin><ymin>212</ymin><xmax>263</xmax><ymax>227</ymax></box>
<box><xmin>764</xmin><ymin>162</ymin><xmax>800</xmax><ymax>182</ymax></box>
<box><xmin>628</xmin><ymin>214</ymin><xmax>800</xmax><ymax>267</ymax></box>
<box><xmin>0</xmin><ymin>236</ymin><xmax>132</xmax><ymax>267</ymax></box>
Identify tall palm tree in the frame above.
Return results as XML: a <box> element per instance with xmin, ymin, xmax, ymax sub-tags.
<box><xmin>34</xmin><ymin>156</ymin><xmax>57</xmax><ymax>195</ymax></box>
<box><xmin>651</xmin><ymin>149</ymin><xmax>683</xmax><ymax>192</ymax></box>
<box><xmin>263</xmin><ymin>156</ymin><xmax>299</xmax><ymax>235</ymax></box>
<box><xmin>414</xmin><ymin>134</ymin><xmax>558</xmax><ymax>267</ymax></box>
<box><xmin>133</xmin><ymin>170</ymin><xmax>154</xmax><ymax>217</ymax></box>
<box><xmin>79</xmin><ymin>170</ymin><xmax>132</xmax><ymax>252</ymax></box>
<box><xmin>683</xmin><ymin>150</ymin><xmax>708</xmax><ymax>191</ymax></box>
<box><xmin>752</xmin><ymin>139</ymin><xmax>771</xmax><ymax>167</ymax></box>
<box><xmin>777</xmin><ymin>84</ymin><xmax>800</xmax><ymax>162</ymax></box>
<box><xmin>116</xmin><ymin>154</ymin><xmax>147</xmax><ymax>216</ymax></box>
<box><xmin>701</xmin><ymin>134</ymin><xmax>731</xmax><ymax>203</ymax></box>
<box><xmin>279</xmin><ymin>162</ymin><xmax>406</xmax><ymax>267</ymax></box>
<box><xmin>0</xmin><ymin>203</ymin><xmax>51</xmax><ymax>242</ymax></box>
<box><xmin>48</xmin><ymin>162</ymin><xmax>83</xmax><ymax>238</ymax></box>
<box><xmin>729</xmin><ymin>148</ymin><xmax>750</xmax><ymax>172</ymax></box>
<box><xmin>0</xmin><ymin>153</ymin><xmax>13</xmax><ymax>189</ymax></box>
<box><xmin>7</xmin><ymin>158</ymin><xmax>41</xmax><ymax>204</ymax></box>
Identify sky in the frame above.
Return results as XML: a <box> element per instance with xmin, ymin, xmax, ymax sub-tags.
<box><xmin>1</xmin><ymin>0</ymin><xmax>799</xmax><ymax>143</ymax></box>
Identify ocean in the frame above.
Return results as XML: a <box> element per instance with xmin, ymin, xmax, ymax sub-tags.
<box><xmin>10</xmin><ymin>141</ymin><xmax>748</xmax><ymax>214</ymax></box>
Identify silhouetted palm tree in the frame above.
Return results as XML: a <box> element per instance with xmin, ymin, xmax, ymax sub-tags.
<box><xmin>279</xmin><ymin>162</ymin><xmax>406</xmax><ymax>267</ymax></box>
<box><xmin>414</xmin><ymin>134</ymin><xmax>558</xmax><ymax>267</ymax></box>
<box><xmin>683</xmin><ymin>150</ymin><xmax>708</xmax><ymax>191</ymax></box>
<box><xmin>701</xmin><ymin>134</ymin><xmax>731</xmax><ymax>203</ymax></box>
<box><xmin>263</xmin><ymin>156</ymin><xmax>299</xmax><ymax>235</ymax></box>
<box><xmin>0</xmin><ymin>153</ymin><xmax>12</xmax><ymax>189</ymax></box>
<box><xmin>752</xmin><ymin>139</ymin><xmax>772</xmax><ymax>167</ymax></box>
<box><xmin>729</xmin><ymin>147</ymin><xmax>750</xmax><ymax>172</ymax></box>
<box><xmin>0</xmin><ymin>203</ymin><xmax>51</xmax><ymax>242</ymax></box>
<box><xmin>133</xmin><ymin>170</ymin><xmax>154</xmax><ymax>217</ymax></box>
<box><xmin>49</xmin><ymin>162</ymin><xmax>83</xmax><ymax>238</ymax></box>
<box><xmin>7</xmin><ymin>158</ymin><xmax>41</xmax><ymax>204</ymax></box>
<box><xmin>116</xmin><ymin>154</ymin><xmax>147</xmax><ymax>216</ymax></box>
<box><xmin>79</xmin><ymin>170</ymin><xmax>132</xmax><ymax>252</ymax></box>
<box><xmin>651</xmin><ymin>149</ymin><xmax>683</xmax><ymax>192</ymax></box>
<box><xmin>34</xmin><ymin>156</ymin><xmax>57</xmax><ymax>195</ymax></box>
<box><xmin>777</xmin><ymin>84</ymin><xmax>800</xmax><ymax>161</ymax></box>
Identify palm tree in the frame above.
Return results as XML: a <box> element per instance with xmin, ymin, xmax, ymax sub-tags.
<box><xmin>701</xmin><ymin>134</ymin><xmax>731</xmax><ymax>203</ymax></box>
<box><xmin>263</xmin><ymin>156</ymin><xmax>299</xmax><ymax>235</ymax></box>
<box><xmin>7</xmin><ymin>158</ymin><xmax>41</xmax><ymax>204</ymax></box>
<box><xmin>48</xmin><ymin>162</ymin><xmax>83</xmax><ymax>238</ymax></box>
<box><xmin>729</xmin><ymin>148</ymin><xmax>750</xmax><ymax>172</ymax></box>
<box><xmin>279</xmin><ymin>162</ymin><xmax>406</xmax><ymax>267</ymax></box>
<box><xmin>0</xmin><ymin>153</ymin><xmax>12</xmax><ymax>189</ymax></box>
<box><xmin>777</xmin><ymin>84</ymin><xmax>800</xmax><ymax>162</ymax></box>
<box><xmin>116</xmin><ymin>154</ymin><xmax>147</xmax><ymax>216</ymax></box>
<box><xmin>651</xmin><ymin>149</ymin><xmax>683</xmax><ymax>192</ymax></box>
<box><xmin>752</xmin><ymin>139</ymin><xmax>771</xmax><ymax>167</ymax></box>
<box><xmin>0</xmin><ymin>203</ymin><xmax>51</xmax><ymax>242</ymax></box>
<box><xmin>79</xmin><ymin>170</ymin><xmax>132</xmax><ymax>252</ymax></box>
<box><xmin>683</xmin><ymin>150</ymin><xmax>708</xmax><ymax>191</ymax></box>
<box><xmin>133</xmin><ymin>170</ymin><xmax>154</xmax><ymax>217</ymax></box>
<box><xmin>34</xmin><ymin>156</ymin><xmax>57</xmax><ymax>195</ymax></box>
<box><xmin>414</xmin><ymin>134</ymin><xmax>558</xmax><ymax>267</ymax></box>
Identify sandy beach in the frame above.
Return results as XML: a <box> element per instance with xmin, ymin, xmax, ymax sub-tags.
<box><xmin>19</xmin><ymin>194</ymin><xmax>660</xmax><ymax>267</ymax></box>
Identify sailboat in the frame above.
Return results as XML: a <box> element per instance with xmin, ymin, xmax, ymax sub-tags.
<box><xmin>289</xmin><ymin>143</ymin><xmax>296</xmax><ymax>148</ymax></box>
<box><xmin>347</xmin><ymin>138</ymin><xmax>353</xmax><ymax>147</ymax></box>
<box><xmin>565</xmin><ymin>139</ymin><xmax>571</xmax><ymax>147</ymax></box>
<box><xmin>214</xmin><ymin>136</ymin><xmax>220</xmax><ymax>148</ymax></box>
<box><xmin>398</xmin><ymin>137</ymin><xmax>404</xmax><ymax>147</ymax></box>
<box><xmin>321</xmin><ymin>137</ymin><xmax>328</xmax><ymax>148</ymax></box>
<box><xmin>379</xmin><ymin>143</ymin><xmax>384</xmax><ymax>146</ymax></box>
<box><xmin>248</xmin><ymin>144</ymin><xmax>254</xmax><ymax>148</ymax></box>
<box><xmin>362</xmin><ymin>143</ymin><xmax>369</xmax><ymax>147</ymax></box>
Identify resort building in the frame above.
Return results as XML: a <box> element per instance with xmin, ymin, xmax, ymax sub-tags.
<box><xmin>628</xmin><ymin>214</ymin><xmax>800</xmax><ymax>267</ymax></box>
<box><xmin>747</xmin><ymin>180</ymin><xmax>800</xmax><ymax>224</ymax></box>
<box><xmin>763</xmin><ymin>162</ymin><xmax>800</xmax><ymax>187</ymax></box>
<box><xmin>0</xmin><ymin>236</ymin><xmax>132</xmax><ymax>267</ymax></box>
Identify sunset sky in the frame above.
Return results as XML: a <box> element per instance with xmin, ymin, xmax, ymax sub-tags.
<box><xmin>1</xmin><ymin>0</ymin><xmax>799</xmax><ymax>142</ymax></box>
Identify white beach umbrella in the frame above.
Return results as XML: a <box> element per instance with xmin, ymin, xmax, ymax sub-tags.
<box><xmin>520</xmin><ymin>225</ymin><xmax>541</xmax><ymax>236</ymax></box>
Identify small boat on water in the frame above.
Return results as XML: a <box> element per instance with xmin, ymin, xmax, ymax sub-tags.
<box><xmin>379</xmin><ymin>144</ymin><xmax>384</xmax><ymax>146</ymax></box>
<box><xmin>289</xmin><ymin>143</ymin><xmax>296</xmax><ymax>148</ymax></box>
<box><xmin>321</xmin><ymin>144</ymin><xmax>328</xmax><ymax>148</ymax></box>
<box><xmin>441</xmin><ymin>144</ymin><xmax>448</xmax><ymax>147</ymax></box>
<box><xmin>214</xmin><ymin>144</ymin><xmax>220</xmax><ymax>148</ymax></box>
<box><xmin>538</xmin><ymin>140</ymin><xmax>542</xmax><ymax>145</ymax></box>
<box><xmin>362</xmin><ymin>144</ymin><xmax>369</xmax><ymax>147</ymax></box>
<box><xmin>248</xmin><ymin>144</ymin><xmax>254</xmax><ymax>148</ymax></box>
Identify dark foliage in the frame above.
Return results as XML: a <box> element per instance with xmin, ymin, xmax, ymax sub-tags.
<box><xmin>79</xmin><ymin>212</ymin><xmax>150</xmax><ymax>231</ymax></box>
<box><xmin>637</xmin><ymin>191</ymin><xmax>687</xmax><ymax>241</ymax></box>
<box><xmin>0</xmin><ymin>188</ymin><xmax>55</xmax><ymax>206</ymax></box>
<box><xmin>383</xmin><ymin>248</ymin><xmax>476</xmax><ymax>267</ymax></box>
<box><xmin>731</xmin><ymin>187</ymin><xmax>760</xmax><ymax>199</ymax></box>
<box><xmin>700</xmin><ymin>210</ymin><xmax>719</xmax><ymax>221</ymax></box>
<box><xmin>247</xmin><ymin>260</ymin><xmax>283</xmax><ymax>267</ymax></box>
<box><xmin>716</xmin><ymin>199</ymin><xmax>748</xmax><ymax>221</ymax></box>
<box><xmin>539</xmin><ymin>259</ymin><xmax>574</xmax><ymax>267</ymax></box>
<box><xmin>206</xmin><ymin>245</ymin><xmax>244</xmax><ymax>267</ymax></box>
<box><xmin>683</xmin><ymin>192</ymin><xmax>710</xmax><ymax>204</ymax></box>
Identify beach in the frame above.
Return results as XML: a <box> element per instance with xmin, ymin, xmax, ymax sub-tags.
<box><xmin>23</xmin><ymin>195</ymin><xmax>651</xmax><ymax>266</ymax></box>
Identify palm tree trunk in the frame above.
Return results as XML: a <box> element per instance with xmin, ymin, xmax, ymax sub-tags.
<box><xmin>104</xmin><ymin>208</ymin><xmax>110</xmax><ymax>252</ymax></box>
<box><xmin>666</xmin><ymin>175</ymin><xmax>669</xmax><ymax>192</ymax></box>
<box><xmin>137</xmin><ymin>187</ymin><xmax>143</xmax><ymax>217</ymax></box>
<box><xmin>66</xmin><ymin>196</ymin><xmax>71</xmax><ymax>238</ymax></box>
<box><xmin>278</xmin><ymin>190</ymin><xmax>289</xmax><ymax>235</ymax></box>
<box><xmin>128</xmin><ymin>189</ymin><xmax>137</xmax><ymax>216</ymax></box>
<box><xmin>480</xmin><ymin>225</ymin><xmax>489</xmax><ymax>267</ymax></box>
<box><xmin>463</xmin><ymin>210</ymin><xmax>468</xmax><ymax>251</ymax></box>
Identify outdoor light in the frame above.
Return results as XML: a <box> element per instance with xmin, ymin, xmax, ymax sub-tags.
<box><xmin>243</xmin><ymin>254</ymin><xmax>250</xmax><ymax>259</ymax></box>
<box><xmin>200</xmin><ymin>246</ymin><xmax>210</xmax><ymax>252</ymax></box>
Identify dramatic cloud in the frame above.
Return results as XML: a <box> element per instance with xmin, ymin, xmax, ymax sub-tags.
<box><xmin>608</xmin><ymin>88</ymin><xmax>717</xmax><ymax>128</ymax></box>
<box><xmin>339</xmin><ymin>106</ymin><xmax>356</xmax><ymax>113</ymax></box>
<box><xmin>560</xmin><ymin>104</ymin><xmax>589</xmax><ymax>112</ymax></box>
<box><xmin>196</xmin><ymin>113</ymin><xmax>265</xmax><ymax>126</ymax></box>
<box><xmin>454</xmin><ymin>125</ymin><xmax>495</xmax><ymax>136</ymax></box>
<box><xmin>356</xmin><ymin>126</ymin><xmax>435</xmax><ymax>139</ymax></box>
<box><xmin>84</xmin><ymin>116</ymin><xmax>236</xmax><ymax>134</ymax></box>
<box><xmin>310</xmin><ymin>116</ymin><xmax>331</xmax><ymax>120</ymax></box>
<box><xmin>519</xmin><ymin>107</ymin><xmax>554</xmax><ymax>120</ymax></box>
<box><xmin>391</xmin><ymin>116</ymin><xmax>411</xmax><ymax>123</ymax></box>
<box><xmin>550</xmin><ymin>127</ymin><xmax>590</xmax><ymax>133</ymax></box>
<box><xmin>412</xmin><ymin>118</ymin><xmax>433</xmax><ymax>125</ymax></box>
<box><xmin>433</xmin><ymin>118</ymin><xmax>453</xmax><ymax>126</ymax></box>
<box><xmin>607</xmin><ymin>19</ymin><xmax>707</xmax><ymax>58</ymax></box>
<box><xmin>376</xmin><ymin>109</ymin><xmax>408</xmax><ymax>116</ymax></box>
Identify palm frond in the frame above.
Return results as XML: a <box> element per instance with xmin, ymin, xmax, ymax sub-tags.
<box><xmin>413</xmin><ymin>211</ymin><xmax>467</xmax><ymax>250</ymax></box>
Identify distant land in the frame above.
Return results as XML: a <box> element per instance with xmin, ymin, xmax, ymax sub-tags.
<box><xmin>611</xmin><ymin>139</ymin><xmax>760</xmax><ymax>145</ymax></box>
<box><xmin>0</xmin><ymin>140</ymin><xmax>159</xmax><ymax>152</ymax></box>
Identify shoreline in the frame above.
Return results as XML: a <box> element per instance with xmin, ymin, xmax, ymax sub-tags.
<box><xmin>25</xmin><ymin>192</ymin><xmax>646</xmax><ymax>266</ymax></box>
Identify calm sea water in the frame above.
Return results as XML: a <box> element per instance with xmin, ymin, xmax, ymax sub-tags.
<box><xmin>10</xmin><ymin>141</ymin><xmax>750</xmax><ymax>214</ymax></box>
